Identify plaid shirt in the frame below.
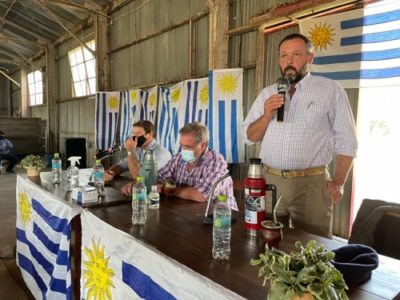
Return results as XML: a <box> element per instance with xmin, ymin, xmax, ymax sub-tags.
<box><xmin>157</xmin><ymin>148</ymin><xmax>238</xmax><ymax>210</ymax></box>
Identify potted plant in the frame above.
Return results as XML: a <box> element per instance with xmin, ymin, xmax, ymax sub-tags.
<box><xmin>250</xmin><ymin>240</ymin><xmax>349</xmax><ymax>300</ymax></box>
<box><xmin>17</xmin><ymin>154</ymin><xmax>48</xmax><ymax>176</ymax></box>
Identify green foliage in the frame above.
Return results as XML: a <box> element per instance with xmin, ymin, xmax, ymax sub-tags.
<box><xmin>250</xmin><ymin>240</ymin><xmax>349</xmax><ymax>300</ymax></box>
<box><xmin>17</xmin><ymin>154</ymin><xmax>47</xmax><ymax>171</ymax></box>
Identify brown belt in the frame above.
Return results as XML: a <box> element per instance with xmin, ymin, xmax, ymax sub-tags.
<box><xmin>264</xmin><ymin>165</ymin><xmax>326</xmax><ymax>178</ymax></box>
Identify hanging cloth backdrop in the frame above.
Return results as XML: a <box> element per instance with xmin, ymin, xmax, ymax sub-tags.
<box><xmin>208</xmin><ymin>68</ymin><xmax>244</xmax><ymax>163</ymax></box>
<box><xmin>95</xmin><ymin>92</ymin><xmax>121</xmax><ymax>150</ymax></box>
<box><xmin>140</xmin><ymin>86</ymin><xmax>159</xmax><ymax>124</ymax></box>
<box><xmin>300</xmin><ymin>0</ymin><xmax>400</xmax><ymax>88</ymax></box>
<box><xmin>120</xmin><ymin>89</ymin><xmax>142</xmax><ymax>144</ymax></box>
<box><xmin>80</xmin><ymin>210</ymin><xmax>245</xmax><ymax>300</ymax></box>
<box><xmin>158</xmin><ymin>82</ymin><xmax>184</xmax><ymax>155</ymax></box>
<box><xmin>16</xmin><ymin>175</ymin><xmax>81</xmax><ymax>300</ymax></box>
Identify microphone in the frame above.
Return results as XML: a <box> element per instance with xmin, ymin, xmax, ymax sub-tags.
<box><xmin>276</xmin><ymin>78</ymin><xmax>289</xmax><ymax>122</ymax></box>
<box><xmin>95</xmin><ymin>144</ymin><xmax>122</xmax><ymax>160</ymax></box>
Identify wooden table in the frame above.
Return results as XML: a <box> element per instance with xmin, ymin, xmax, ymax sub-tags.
<box><xmin>87</xmin><ymin>195</ymin><xmax>400</xmax><ymax>300</ymax></box>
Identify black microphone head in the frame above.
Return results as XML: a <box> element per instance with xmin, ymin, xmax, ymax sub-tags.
<box><xmin>277</xmin><ymin>77</ymin><xmax>289</xmax><ymax>94</ymax></box>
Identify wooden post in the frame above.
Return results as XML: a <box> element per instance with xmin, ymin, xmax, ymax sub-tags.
<box><xmin>46</xmin><ymin>44</ymin><xmax>58</xmax><ymax>153</ymax></box>
<box><xmin>255</xmin><ymin>26</ymin><xmax>266</xmax><ymax>95</ymax></box>
<box><xmin>95</xmin><ymin>13</ymin><xmax>109</xmax><ymax>91</ymax></box>
<box><xmin>207</xmin><ymin>0</ymin><xmax>229</xmax><ymax>69</ymax></box>
<box><xmin>20</xmin><ymin>68</ymin><xmax>28</xmax><ymax>118</ymax></box>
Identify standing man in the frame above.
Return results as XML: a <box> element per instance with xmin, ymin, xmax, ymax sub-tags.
<box><xmin>156</xmin><ymin>122</ymin><xmax>237</xmax><ymax>210</ymax></box>
<box><xmin>243</xmin><ymin>33</ymin><xmax>357</xmax><ymax>238</ymax></box>
<box><xmin>107</xmin><ymin>120</ymin><xmax>171</xmax><ymax>186</ymax></box>
<box><xmin>0</xmin><ymin>131</ymin><xmax>18</xmax><ymax>173</ymax></box>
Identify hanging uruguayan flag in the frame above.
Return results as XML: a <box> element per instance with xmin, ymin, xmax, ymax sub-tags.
<box><xmin>16</xmin><ymin>175</ymin><xmax>81</xmax><ymax>300</ymax></box>
<box><xmin>120</xmin><ymin>89</ymin><xmax>142</xmax><ymax>144</ymax></box>
<box><xmin>181</xmin><ymin>78</ymin><xmax>209</xmax><ymax>126</ymax></box>
<box><xmin>157</xmin><ymin>82</ymin><xmax>183</xmax><ymax>154</ymax></box>
<box><xmin>80</xmin><ymin>210</ymin><xmax>244</xmax><ymax>300</ymax></box>
<box><xmin>300</xmin><ymin>0</ymin><xmax>400</xmax><ymax>88</ymax></box>
<box><xmin>95</xmin><ymin>92</ymin><xmax>121</xmax><ymax>150</ymax></box>
<box><xmin>209</xmin><ymin>69</ymin><xmax>244</xmax><ymax>163</ymax></box>
<box><xmin>140</xmin><ymin>86</ymin><xmax>159</xmax><ymax>124</ymax></box>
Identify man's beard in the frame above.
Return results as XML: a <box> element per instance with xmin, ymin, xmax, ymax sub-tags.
<box><xmin>281</xmin><ymin>64</ymin><xmax>308</xmax><ymax>84</ymax></box>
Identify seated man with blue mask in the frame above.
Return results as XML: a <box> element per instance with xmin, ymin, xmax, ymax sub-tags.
<box><xmin>156</xmin><ymin>122</ymin><xmax>238</xmax><ymax>210</ymax></box>
<box><xmin>106</xmin><ymin>120</ymin><xmax>171</xmax><ymax>190</ymax></box>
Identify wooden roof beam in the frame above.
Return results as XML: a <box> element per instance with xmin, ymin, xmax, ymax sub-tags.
<box><xmin>34</xmin><ymin>0</ymin><xmax>95</xmax><ymax>57</ymax></box>
<box><xmin>45</xmin><ymin>0</ymin><xmax>110</xmax><ymax>19</ymax></box>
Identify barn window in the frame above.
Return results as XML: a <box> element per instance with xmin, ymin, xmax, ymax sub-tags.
<box><xmin>68</xmin><ymin>40</ymin><xmax>96</xmax><ymax>97</ymax></box>
<box><xmin>27</xmin><ymin>70</ymin><xmax>43</xmax><ymax>106</ymax></box>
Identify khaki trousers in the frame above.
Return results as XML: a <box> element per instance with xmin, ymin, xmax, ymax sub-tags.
<box><xmin>264</xmin><ymin>171</ymin><xmax>333</xmax><ymax>238</ymax></box>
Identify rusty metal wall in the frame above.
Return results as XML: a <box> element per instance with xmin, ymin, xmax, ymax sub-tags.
<box><xmin>109</xmin><ymin>0</ymin><xmax>208</xmax><ymax>90</ymax></box>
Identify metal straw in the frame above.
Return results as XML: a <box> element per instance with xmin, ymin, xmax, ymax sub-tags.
<box><xmin>273</xmin><ymin>195</ymin><xmax>283</xmax><ymax>225</ymax></box>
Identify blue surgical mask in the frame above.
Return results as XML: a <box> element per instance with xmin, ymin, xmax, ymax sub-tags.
<box><xmin>181</xmin><ymin>149</ymin><xmax>195</xmax><ymax>163</ymax></box>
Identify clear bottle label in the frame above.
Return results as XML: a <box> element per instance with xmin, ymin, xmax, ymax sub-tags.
<box><xmin>52</xmin><ymin>162</ymin><xmax>60</xmax><ymax>169</ymax></box>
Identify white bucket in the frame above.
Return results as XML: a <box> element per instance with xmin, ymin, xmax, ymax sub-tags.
<box><xmin>0</xmin><ymin>166</ymin><xmax>6</xmax><ymax>175</ymax></box>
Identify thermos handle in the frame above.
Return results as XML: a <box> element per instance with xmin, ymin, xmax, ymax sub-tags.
<box><xmin>266</xmin><ymin>184</ymin><xmax>277</xmax><ymax>217</ymax></box>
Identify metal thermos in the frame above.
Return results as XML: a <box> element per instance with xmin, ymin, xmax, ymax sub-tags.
<box><xmin>244</xmin><ymin>158</ymin><xmax>266</xmax><ymax>236</ymax></box>
<box><xmin>141</xmin><ymin>150</ymin><xmax>157</xmax><ymax>194</ymax></box>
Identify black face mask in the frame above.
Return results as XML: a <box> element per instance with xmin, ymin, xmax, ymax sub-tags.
<box><xmin>135</xmin><ymin>135</ymin><xmax>147</xmax><ymax>148</ymax></box>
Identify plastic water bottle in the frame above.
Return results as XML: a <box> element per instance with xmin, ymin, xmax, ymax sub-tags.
<box><xmin>51</xmin><ymin>153</ymin><xmax>62</xmax><ymax>184</ymax></box>
<box><xmin>212</xmin><ymin>194</ymin><xmax>231</xmax><ymax>260</ymax></box>
<box><xmin>93</xmin><ymin>159</ymin><xmax>105</xmax><ymax>196</ymax></box>
<box><xmin>132</xmin><ymin>176</ymin><xmax>147</xmax><ymax>225</ymax></box>
<box><xmin>67</xmin><ymin>156</ymin><xmax>81</xmax><ymax>190</ymax></box>
<box><xmin>148</xmin><ymin>185</ymin><xmax>160</xmax><ymax>209</ymax></box>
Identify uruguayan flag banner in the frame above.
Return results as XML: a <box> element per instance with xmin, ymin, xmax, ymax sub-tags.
<box><xmin>140</xmin><ymin>86</ymin><xmax>159</xmax><ymax>124</ymax></box>
<box><xmin>95</xmin><ymin>92</ymin><xmax>121</xmax><ymax>150</ymax></box>
<box><xmin>209</xmin><ymin>69</ymin><xmax>244</xmax><ymax>163</ymax></box>
<box><xmin>180</xmin><ymin>78</ymin><xmax>209</xmax><ymax>126</ymax></box>
<box><xmin>80</xmin><ymin>210</ymin><xmax>244</xmax><ymax>300</ymax></box>
<box><xmin>120</xmin><ymin>89</ymin><xmax>142</xmax><ymax>144</ymax></box>
<box><xmin>158</xmin><ymin>82</ymin><xmax>184</xmax><ymax>154</ymax></box>
<box><xmin>16</xmin><ymin>175</ymin><xmax>81</xmax><ymax>300</ymax></box>
<box><xmin>300</xmin><ymin>0</ymin><xmax>400</xmax><ymax>88</ymax></box>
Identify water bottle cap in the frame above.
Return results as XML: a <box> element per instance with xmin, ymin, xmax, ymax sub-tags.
<box><xmin>136</xmin><ymin>176</ymin><xmax>144</xmax><ymax>183</ymax></box>
<box><xmin>96</xmin><ymin>159</ymin><xmax>101</xmax><ymax>164</ymax></box>
<box><xmin>218</xmin><ymin>194</ymin><xmax>227</xmax><ymax>202</ymax></box>
<box><xmin>151</xmin><ymin>185</ymin><xmax>158</xmax><ymax>192</ymax></box>
<box><xmin>54</xmin><ymin>153</ymin><xmax>59</xmax><ymax>158</ymax></box>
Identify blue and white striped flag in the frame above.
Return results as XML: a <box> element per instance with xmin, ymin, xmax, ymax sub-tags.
<box><xmin>80</xmin><ymin>210</ymin><xmax>244</xmax><ymax>300</ymax></box>
<box><xmin>180</xmin><ymin>78</ymin><xmax>209</xmax><ymax>126</ymax></box>
<box><xmin>120</xmin><ymin>89</ymin><xmax>142</xmax><ymax>144</ymax></box>
<box><xmin>209</xmin><ymin>69</ymin><xmax>244</xmax><ymax>163</ymax></box>
<box><xmin>300</xmin><ymin>0</ymin><xmax>400</xmax><ymax>88</ymax></box>
<box><xmin>140</xmin><ymin>86</ymin><xmax>159</xmax><ymax>124</ymax></box>
<box><xmin>16</xmin><ymin>175</ymin><xmax>81</xmax><ymax>300</ymax></box>
<box><xmin>95</xmin><ymin>92</ymin><xmax>121</xmax><ymax>150</ymax></box>
<box><xmin>157</xmin><ymin>82</ymin><xmax>183</xmax><ymax>154</ymax></box>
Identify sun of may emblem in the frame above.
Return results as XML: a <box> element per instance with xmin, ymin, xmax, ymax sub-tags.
<box><xmin>199</xmin><ymin>85</ymin><xmax>208</xmax><ymax>105</ymax></box>
<box><xmin>171</xmin><ymin>87</ymin><xmax>181</xmax><ymax>103</ymax></box>
<box><xmin>18</xmin><ymin>191</ymin><xmax>31</xmax><ymax>227</ymax></box>
<box><xmin>108</xmin><ymin>96</ymin><xmax>119</xmax><ymax>109</ymax></box>
<box><xmin>149</xmin><ymin>93</ymin><xmax>156</xmax><ymax>107</ymax></box>
<box><xmin>83</xmin><ymin>238</ymin><xmax>115</xmax><ymax>300</ymax></box>
<box><xmin>218</xmin><ymin>74</ymin><xmax>237</xmax><ymax>95</ymax></box>
<box><xmin>130</xmin><ymin>90</ymin><xmax>138</xmax><ymax>104</ymax></box>
<box><xmin>307</xmin><ymin>21</ymin><xmax>335</xmax><ymax>51</ymax></box>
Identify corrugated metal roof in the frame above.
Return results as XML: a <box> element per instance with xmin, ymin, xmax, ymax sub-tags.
<box><xmin>0</xmin><ymin>0</ymin><xmax>108</xmax><ymax>74</ymax></box>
